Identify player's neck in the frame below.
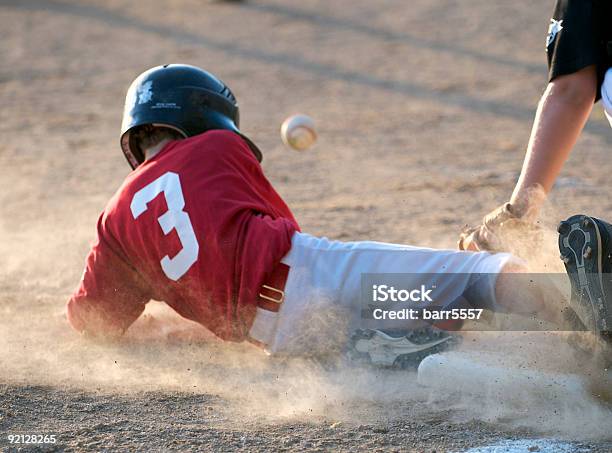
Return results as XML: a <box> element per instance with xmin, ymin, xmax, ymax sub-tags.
<box><xmin>144</xmin><ymin>138</ymin><xmax>174</xmax><ymax>162</ymax></box>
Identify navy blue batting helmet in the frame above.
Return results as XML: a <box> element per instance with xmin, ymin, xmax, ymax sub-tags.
<box><xmin>120</xmin><ymin>64</ymin><xmax>262</xmax><ymax>169</ymax></box>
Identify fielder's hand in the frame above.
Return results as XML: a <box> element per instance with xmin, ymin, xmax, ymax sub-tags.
<box><xmin>458</xmin><ymin>202</ymin><xmax>537</xmax><ymax>252</ymax></box>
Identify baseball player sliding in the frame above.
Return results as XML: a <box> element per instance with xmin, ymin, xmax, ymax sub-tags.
<box><xmin>67</xmin><ymin>64</ymin><xmax>610</xmax><ymax>363</ymax></box>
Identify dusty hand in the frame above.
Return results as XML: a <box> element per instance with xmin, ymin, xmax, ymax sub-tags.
<box><xmin>458</xmin><ymin>224</ymin><xmax>497</xmax><ymax>252</ymax></box>
<box><xmin>458</xmin><ymin>202</ymin><xmax>536</xmax><ymax>252</ymax></box>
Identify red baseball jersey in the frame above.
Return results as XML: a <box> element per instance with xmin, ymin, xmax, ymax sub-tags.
<box><xmin>67</xmin><ymin>131</ymin><xmax>299</xmax><ymax>341</ymax></box>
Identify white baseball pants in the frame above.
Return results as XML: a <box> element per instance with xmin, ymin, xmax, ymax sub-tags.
<box><xmin>249</xmin><ymin>232</ymin><xmax>514</xmax><ymax>354</ymax></box>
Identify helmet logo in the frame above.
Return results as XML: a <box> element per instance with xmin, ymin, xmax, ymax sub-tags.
<box><xmin>137</xmin><ymin>81</ymin><xmax>153</xmax><ymax>104</ymax></box>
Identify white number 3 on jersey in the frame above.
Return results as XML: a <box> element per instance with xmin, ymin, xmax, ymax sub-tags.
<box><xmin>130</xmin><ymin>172</ymin><xmax>199</xmax><ymax>281</ymax></box>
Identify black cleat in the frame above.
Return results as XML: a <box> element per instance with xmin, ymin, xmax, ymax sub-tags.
<box><xmin>557</xmin><ymin>221</ymin><xmax>571</xmax><ymax>235</ymax></box>
<box><xmin>558</xmin><ymin>214</ymin><xmax>612</xmax><ymax>338</ymax></box>
<box><xmin>348</xmin><ymin>327</ymin><xmax>459</xmax><ymax>369</ymax></box>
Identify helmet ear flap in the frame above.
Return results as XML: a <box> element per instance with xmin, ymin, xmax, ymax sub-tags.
<box><xmin>120</xmin><ymin>130</ymin><xmax>145</xmax><ymax>170</ymax></box>
<box><xmin>129</xmin><ymin>132</ymin><xmax>145</xmax><ymax>167</ymax></box>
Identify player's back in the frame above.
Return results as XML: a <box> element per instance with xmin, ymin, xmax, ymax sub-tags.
<box><xmin>69</xmin><ymin>131</ymin><xmax>298</xmax><ymax>340</ymax></box>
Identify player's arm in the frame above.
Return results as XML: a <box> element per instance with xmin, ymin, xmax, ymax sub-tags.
<box><xmin>459</xmin><ymin>66</ymin><xmax>597</xmax><ymax>252</ymax></box>
<box><xmin>510</xmin><ymin>65</ymin><xmax>597</xmax><ymax>214</ymax></box>
<box><xmin>67</xmin><ymin>215</ymin><xmax>151</xmax><ymax>340</ymax></box>
<box><xmin>459</xmin><ymin>0</ymin><xmax>604</xmax><ymax>251</ymax></box>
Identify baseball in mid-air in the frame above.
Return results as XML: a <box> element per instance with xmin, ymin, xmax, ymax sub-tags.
<box><xmin>280</xmin><ymin>114</ymin><xmax>317</xmax><ymax>151</ymax></box>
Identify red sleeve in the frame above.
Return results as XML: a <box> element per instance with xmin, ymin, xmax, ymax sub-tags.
<box><xmin>67</xmin><ymin>214</ymin><xmax>151</xmax><ymax>338</ymax></box>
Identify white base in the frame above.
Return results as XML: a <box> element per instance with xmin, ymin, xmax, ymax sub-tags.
<box><xmin>417</xmin><ymin>351</ymin><xmax>590</xmax><ymax>405</ymax></box>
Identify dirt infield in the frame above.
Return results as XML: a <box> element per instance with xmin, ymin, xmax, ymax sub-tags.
<box><xmin>1</xmin><ymin>0</ymin><xmax>611</xmax><ymax>451</ymax></box>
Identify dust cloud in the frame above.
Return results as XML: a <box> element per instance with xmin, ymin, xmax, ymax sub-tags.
<box><xmin>420</xmin><ymin>334</ymin><xmax>611</xmax><ymax>440</ymax></box>
<box><xmin>0</xmin><ymin>208</ymin><xmax>610</xmax><ymax>440</ymax></box>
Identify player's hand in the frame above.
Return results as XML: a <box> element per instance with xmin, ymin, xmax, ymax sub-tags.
<box><xmin>458</xmin><ymin>202</ymin><xmax>536</xmax><ymax>252</ymax></box>
<box><xmin>458</xmin><ymin>224</ymin><xmax>496</xmax><ymax>251</ymax></box>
